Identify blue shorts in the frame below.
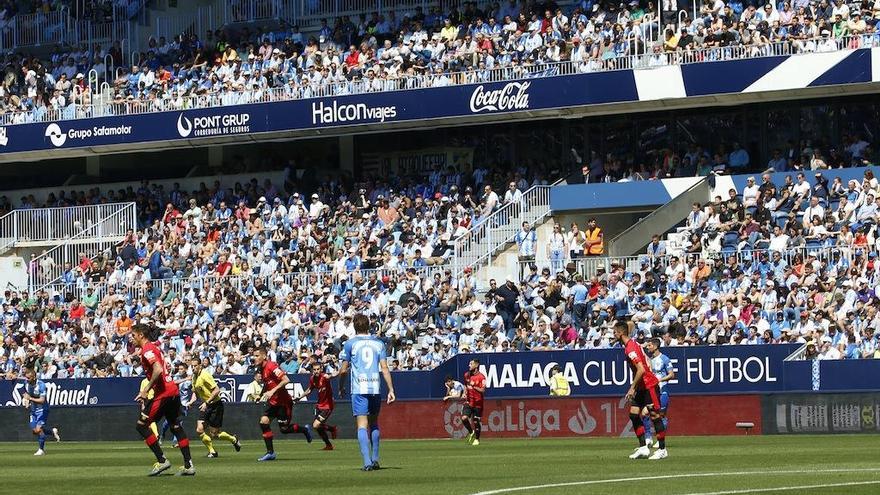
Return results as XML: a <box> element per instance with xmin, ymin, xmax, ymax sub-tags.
<box><xmin>29</xmin><ymin>410</ymin><xmax>48</xmax><ymax>430</ymax></box>
<box><xmin>351</xmin><ymin>394</ymin><xmax>381</xmax><ymax>417</ymax></box>
<box><xmin>659</xmin><ymin>391</ymin><xmax>669</xmax><ymax>412</ymax></box>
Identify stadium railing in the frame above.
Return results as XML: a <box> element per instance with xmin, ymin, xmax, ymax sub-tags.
<box><xmin>452</xmin><ymin>181</ymin><xmax>558</xmax><ymax>277</ymax></box>
<box><xmin>0</xmin><ymin>202</ymin><xmax>136</xmax><ymax>247</ymax></box>
<box><xmin>0</xmin><ymin>9</ymin><xmax>72</xmax><ymax>51</ymax></box>
<box><xmin>520</xmin><ymin>245</ymin><xmax>855</xmax><ymax>280</ymax></box>
<box><xmin>27</xmin><ymin>203</ymin><xmax>137</xmax><ymax>290</ymax></box>
<box><xmin>39</xmin><ymin>264</ymin><xmax>448</xmax><ymax>300</ymax></box>
<box><xmin>3</xmin><ymin>34</ymin><xmax>875</xmax><ymax>126</ymax></box>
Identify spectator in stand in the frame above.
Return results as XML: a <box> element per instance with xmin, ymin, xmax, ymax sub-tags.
<box><xmin>584</xmin><ymin>218</ymin><xmax>604</xmax><ymax>256</ymax></box>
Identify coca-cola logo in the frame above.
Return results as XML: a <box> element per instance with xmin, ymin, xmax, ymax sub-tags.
<box><xmin>469</xmin><ymin>82</ymin><xmax>531</xmax><ymax>113</ymax></box>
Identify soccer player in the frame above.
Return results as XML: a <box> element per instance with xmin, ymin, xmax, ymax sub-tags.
<box><xmin>139</xmin><ymin>377</ymin><xmax>159</xmax><ymax>439</ymax></box>
<box><xmin>162</xmin><ymin>362</ymin><xmax>191</xmax><ymax>447</ymax></box>
<box><xmin>462</xmin><ymin>359</ymin><xmax>486</xmax><ymax>446</ymax></box>
<box><xmin>22</xmin><ymin>367</ymin><xmax>60</xmax><ymax>456</ymax></box>
<box><xmin>188</xmin><ymin>357</ymin><xmax>242</xmax><ymax>458</ymax></box>
<box><xmin>294</xmin><ymin>361</ymin><xmax>339</xmax><ymax>450</ymax></box>
<box><xmin>613</xmin><ymin>321</ymin><xmax>667</xmax><ymax>460</ymax></box>
<box><xmin>442</xmin><ymin>375</ymin><xmax>465</xmax><ymax>402</ymax></box>
<box><xmin>338</xmin><ymin>313</ymin><xmax>396</xmax><ymax>471</ymax></box>
<box><xmin>643</xmin><ymin>338</ymin><xmax>674</xmax><ymax>449</ymax></box>
<box><xmin>132</xmin><ymin>323</ymin><xmax>195</xmax><ymax>476</ymax></box>
<box><xmin>253</xmin><ymin>347</ymin><xmax>313</xmax><ymax>461</ymax></box>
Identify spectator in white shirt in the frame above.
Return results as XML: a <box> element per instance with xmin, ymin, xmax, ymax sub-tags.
<box><xmin>742</xmin><ymin>176</ymin><xmax>760</xmax><ymax>209</ymax></box>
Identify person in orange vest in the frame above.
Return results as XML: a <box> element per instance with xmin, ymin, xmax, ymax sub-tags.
<box><xmin>584</xmin><ymin>218</ymin><xmax>604</xmax><ymax>256</ymax></box>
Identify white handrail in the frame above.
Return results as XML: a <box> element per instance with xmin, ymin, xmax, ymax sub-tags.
<box><xmin>28</xmin><ymin>203</ymin><xmax>137</xmax><ymax>290</ymax></box>
<box><xmin>452</xmin><ymin>180</ymin><xmax>561</xmax><ymax>276</ymax></box>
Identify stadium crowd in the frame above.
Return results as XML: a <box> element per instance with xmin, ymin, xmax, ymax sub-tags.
<box><xmin>2</xmin><ymin>164</ymin><xmax>880</xmax><ymax>381</ymax></box>
<box><xmin>3</xmin><ymin>0</ymin><xmax>880</xmax><ymax>122</ymax></box>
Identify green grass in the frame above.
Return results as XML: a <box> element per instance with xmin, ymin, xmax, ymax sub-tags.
<box><xmin>1</xmin><ymin>435</ymin><xmax>879</xmax><ymax>494</ymax></box>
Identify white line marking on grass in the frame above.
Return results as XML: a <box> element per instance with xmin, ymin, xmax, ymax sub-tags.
<box><xmin>680</xmin><ymin>480</ymin><xmax>880</xmax><ymax>495</ymax></box>
<box><xmin>469</xmin><ymin>468</ymin><xmax>880</xmax><ymax>495</ymax></box>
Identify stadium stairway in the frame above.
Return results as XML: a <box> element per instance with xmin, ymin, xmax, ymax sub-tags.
<box><xmin>453</xmin><ymin>180</ymin><xmax>564</xmax><ymax>285</ymax></box>
<box><xmin>1</xmin><ymin>203</ymin><xmax>137</xmax><ymax>291</ymax></box>
<box><xmin>606</xmin><ymin>176</ymin><xmax>711</xmax><ymax>256</ymax></box>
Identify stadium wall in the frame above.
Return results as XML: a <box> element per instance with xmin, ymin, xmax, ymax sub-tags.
<box><xmin>0</xmin><ymin>396</ymin><xmax>762</xmax><ymax>442</ymax></box>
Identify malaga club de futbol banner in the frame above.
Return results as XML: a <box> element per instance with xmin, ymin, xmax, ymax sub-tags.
<box><xmin>0</xmin><ymin>344</ymin><xmax>810</xmax><ymax>408</ymax></box>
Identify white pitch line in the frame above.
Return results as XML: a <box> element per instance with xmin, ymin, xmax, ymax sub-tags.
<box><xmin>469</xmin><ymin>468</ymin><xmax>880</xmax><ymax>495</ymax></box>
<box><xmin>680</xmin><ymin>480</ymin><xmax>880</xmax><ymax>495</ymax></box>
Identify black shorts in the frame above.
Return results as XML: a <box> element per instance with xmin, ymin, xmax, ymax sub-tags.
<box><xmin>141</xmin><ymin>395</ymin><xmax>182</xmax><ymax>425</ymax></box>
<box><xmin>462</xmin><ymin>404</ymin><xmax>483</xmax><ymax>418</ymax></box>
<box><xmin>264</xmin><ymin>401</ymin><xmax>293</xmax><ymax>422</ymax></box>
<box><xmin>199</xmin><ymin>400</ymin><xmax>225</xmax><ymax>428</ymax></box>
<box><xmin>314</xmin><ymin>407</ymin><xmax>333</xmax><ymax>423</ymax></box>
<box><xmin>633</xmin><ymin>385</ymin><xmax>662</xmax><ymax>411</ymax></box>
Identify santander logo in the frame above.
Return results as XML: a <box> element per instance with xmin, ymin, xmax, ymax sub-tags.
<box><xmin>469</xmin><ymin>82</ymin><xmax>531</xmax><ymax>113</ymax></box>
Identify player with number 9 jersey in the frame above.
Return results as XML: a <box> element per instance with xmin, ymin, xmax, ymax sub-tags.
<box><xmin>338</xmin><ymin>314</ymin><xmax>395</xmax><ymax>471</ymax></box>
<box><xmin>341</xmin><ymin>335</ymin><xmax>386</xmax><ymax>408</ymax></box>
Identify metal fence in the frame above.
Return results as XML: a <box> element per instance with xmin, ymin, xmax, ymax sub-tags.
<box><xmin>0</xmin><ymin>202</ymin><xmax>136</xmax><ymax>245</ymax></box>
<box><xmin>27</xmin><ymin>203</ymin><xmax>138</xmax><ymax>290</ymax></box>
<box><xmin>3</xmin><ymin>33</ymin><xmax>876</xmax><ymax>126</ymax></box>
<box><xmin>451</xmin><ymin>183</ymin><xmax>555</xmax><ymax>277</ymax></box>
<box><xmin>38</xmin><ymin>264</ymin><xmax>448</xmax><ymax>300</ymax></box>
<box><xmin>520</xmin><ymin>245</ymin><xmax>855</xmax><ymax>281</ymax></box>
<box><xmin>0</xmin><ymin>9</ymin><xmax>72</xmax><ymax>51</ymax></box>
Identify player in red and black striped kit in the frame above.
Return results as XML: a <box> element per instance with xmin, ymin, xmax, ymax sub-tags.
<box><xmin>132</xmin><ymin>324</ymin><xmax>195</xmax><ymax>476</ymax></box>
<box><xmin>613</xmin><ymin>321</ymin><xmax>668</xmax><ymax>460</ymax></box>
<box><xmin>462</xmin><ymin>358</ymin><xmax>486</xmax><ymax>446</ymax></box>
<box><xmin>294</xmin><ymin>361</ymin><xmax>339</xmax><ymax>450</ymax></box>
<box><xmin>253</xmin><ymin>347</ymin><xmax>312</xmax><ymax>461</ymax></box>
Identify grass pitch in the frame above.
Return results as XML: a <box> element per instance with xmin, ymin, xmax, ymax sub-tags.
<box><xmin>0</xmin><ymin>435</ymin><xmax>877</xmax><ymax>494</ymax></box>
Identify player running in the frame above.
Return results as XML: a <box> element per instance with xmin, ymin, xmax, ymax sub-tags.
<box><xmin>131</xmin><ymin>323</ymin><xmax>195</xmax><ymax>476</ymax></box>
<box><xmin>643</xmin><ymin>338</ymin><xmax>674</xmax><ymax>449</ymax></box>
<box><xmin>188</xmin><ymin>357</ymin><xmax>242</xmax><ymax>458</ymax></box>
<box><xmin>338</xmin><ymin>313</ymin><xmax>396</xmax><ymax>471</ymax></box>
<box><xmin>613</xmin><ymin>321</ymin><xmax>667</xmax><ymax>460</ymax></box>
<box><xmin>462</xmin><ymin>359</ymin><xmax>486</xmax><ymax>446</ymax></box>
<box><xmin>22</xmin><ymin>367</ymin><xmax>60</xmax><ymax>456</ymax></box>
<box><xmin>294</xmin><ymin>361</ymin><xmax>339</xmax><ymax>450</ymax></box>
<box><xmin>253</xmin><ymin>347</ymin><xmax>313</xmax><ymax>461</ymax></box>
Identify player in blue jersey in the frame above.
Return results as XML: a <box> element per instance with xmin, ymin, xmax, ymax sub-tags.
<box><xmin>161</xmin><ymin>363</ymin><xmax>192</xmax><ymax>447</ymax></box>
<box><xmin>642</xmin><ymin>338</ymin><xmax>674</xmax><ymax>454</ymax></box>
<box><xmin>23</xmin><ymin>367</ymin><xmax>60</xmax><ymax>456</ymax></box>
<box><xmin>338</xmin><ymin>313</ymin><xmax>396</xmax><ymax>471</ymax></box>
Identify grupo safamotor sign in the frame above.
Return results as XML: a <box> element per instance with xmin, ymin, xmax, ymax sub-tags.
<box><xmin>0</xmin><ymin>344</ymin><xmax>820</xmax><ymax>407</ymax></box>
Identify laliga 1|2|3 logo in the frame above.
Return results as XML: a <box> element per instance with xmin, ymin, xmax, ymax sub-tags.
<box><xmin>0</xmin><ymin>126</ymin><xmax>8</xmax><ymax>146</ymax></box>
<box><xmin>444</xmin><ymin>402</ymin><xmax>468</xmax><ymax>439</ymax></box>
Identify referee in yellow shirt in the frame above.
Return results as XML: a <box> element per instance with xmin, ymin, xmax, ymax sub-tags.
<box><xmin>188</xmin><ymin>358</ymin><xmax>242</xmax><ymax>457</ymax></box>
<box><xmin>549</xmin><ymin>365</ymin><xmax>570</xmax><ymax>396</ymax></box>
